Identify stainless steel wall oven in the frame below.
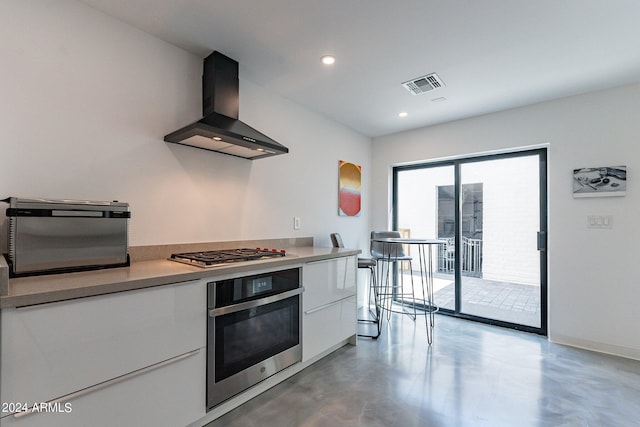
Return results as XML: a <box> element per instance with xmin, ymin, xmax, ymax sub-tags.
<box><xmin>207</xmin><ymin>268</ymin><xmax>302</xmax><ymax>410</ymax></box>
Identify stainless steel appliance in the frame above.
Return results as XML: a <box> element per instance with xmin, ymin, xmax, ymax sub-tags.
<box><xmin>2</xmin><ymin>197</ymin><xmax>130</xmax><ymax>277</ymax></box>
<box><xmin>206</xmin><ymin>267</ymin><xmax>302</xmax><ymax>410</ymax></box>
<box><xmin>169</xmin><ymin>247</ymin><xmax>285</xmax><ymax>268</ymax></box>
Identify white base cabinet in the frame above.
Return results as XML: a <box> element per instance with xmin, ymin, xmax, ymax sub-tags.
<box><xmin>1</xmin><ymin>349</ymin><xmax>205</xmax><ymax>427</ymax></box>
<box><xmin>0</xmin><ymin>253</ymin><xmax>360</xmax><ymax>427</ymax></box>
<box><xmin>303</xmin><ymin>295</ymin><xmax>356</xmax><ymax>362</ymax></box>
<box><xmin>302</xmin><ymin>256</ymin><xmax>357</xmax><ymax>362</ymax></box>
<box><xmin>1</xmin><ymin>280</ymin><xmax>206</xmax><ymax>426</ymax></box>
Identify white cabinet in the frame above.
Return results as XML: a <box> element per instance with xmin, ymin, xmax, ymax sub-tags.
<box><xmin>303</xmin><ymin>295</ymin><xmax>356</xmax><ymax>362</ymax></box>
<box><xmin>0</xmin><ymin>348</ymin><xmax>205</xmax><ymax>427</ymax></box>
<box><xmin>302</xmin><ymin>256</ymin><xmax>357</xmax><ymax>362</ymax></box>
<box><xmin>1</xmin><ymin>280</ymin><xmax>207</xmax><ymax>426</ymax></box>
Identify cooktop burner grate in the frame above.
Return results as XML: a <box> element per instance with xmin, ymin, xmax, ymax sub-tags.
<box><xmin>169</xmin><ymin>248</ymin><xmax>286</xmax><ymax>267</ymax></box>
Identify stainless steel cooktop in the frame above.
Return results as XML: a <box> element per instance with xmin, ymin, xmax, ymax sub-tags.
<box><xmin>169</xmin><ymin>248</ymin><xmax>286</xmax><ymax>268</ymax></box>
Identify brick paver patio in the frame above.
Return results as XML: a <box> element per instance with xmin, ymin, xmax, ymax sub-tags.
<box><xmin>395</xmin><ymin>272</ymin><xmax>541</xmax><ymax>327</ymax></box>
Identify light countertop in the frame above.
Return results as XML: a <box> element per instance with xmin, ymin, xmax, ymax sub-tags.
<box><xmin>0</xmin><ymin>245</ymin><xmax>360</xmax><ymax>308</ymax></box>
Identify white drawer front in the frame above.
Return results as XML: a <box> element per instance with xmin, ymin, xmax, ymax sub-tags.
<box><xmin>1</xmin><ymin>280</ymin><xmax>206</xmax><ymax>406</ymax></box>
<box><xmin>302</xmin><ymin>295</ymin><xmax>356</xmax><ymax>362</ymax></box>
<box><xmin>0</xmin><ymin>348</ymin><xmax>206</xmax><ymax>427</ymax></box>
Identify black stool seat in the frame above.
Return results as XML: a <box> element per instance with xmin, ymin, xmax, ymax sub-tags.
<box><xmin>358</xmin><ymin>258</ymin><xmax>376</xmax><ymax>268</ymax></box>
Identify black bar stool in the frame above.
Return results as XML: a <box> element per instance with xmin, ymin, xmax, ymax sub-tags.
<box><xmin>370</xmin><ymin>230</ymin><xmax>417</xmax><ymax>321</ymax></box>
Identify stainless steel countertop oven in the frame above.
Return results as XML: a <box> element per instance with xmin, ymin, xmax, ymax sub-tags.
<box><xmin>2</xmin><ymin>197</ymin><xmax>130</xmax><ymax>277</ymax></box>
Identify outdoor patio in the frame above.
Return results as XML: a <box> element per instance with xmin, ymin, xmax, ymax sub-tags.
<box><xmin>391</xmin><ymin>271</ymin><xmax>541</xmax><ymax>328</ymax></box>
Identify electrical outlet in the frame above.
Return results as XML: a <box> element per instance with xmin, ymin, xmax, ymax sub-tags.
<box><xmin>293</xmin><ymin>217</ymin><xmax>301</xmax><ymax>230</ymax></box>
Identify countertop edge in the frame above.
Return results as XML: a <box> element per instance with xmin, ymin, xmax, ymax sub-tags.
<box><xmin>1</xmin><ymin>248</ymin><xmax>361</xmax><ymax>308</ymax></box>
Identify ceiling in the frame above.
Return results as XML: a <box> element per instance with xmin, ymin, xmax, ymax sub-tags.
<box><xmin>79</xmin><ymin>0</ymin><xmax>640</xmax><ymax>138</ymax></box>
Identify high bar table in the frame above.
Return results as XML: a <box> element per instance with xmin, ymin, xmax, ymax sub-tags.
<box><xmin>372</xmin><ymin>237</ymin><xmax>446</xmax><ymax>345</ymax></box>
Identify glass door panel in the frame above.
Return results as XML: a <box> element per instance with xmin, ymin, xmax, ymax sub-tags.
<box><xmin>460</xmin><ymin>155</ymin><xmax>541</xmax><ymax>328</ymax></box>
<box><xmin>393</xmin><ymin>149</ymin><xmax>547</xmax><ymax>334</ymax></box>
<box><xmin>395</xmin><ymin>165</ymin><xmax>455</xmax><ymax>311</ymax></box>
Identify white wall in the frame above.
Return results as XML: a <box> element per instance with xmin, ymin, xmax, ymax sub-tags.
<box><xmin>373</xmin><ymin>83</ymin><xmax>640</xmax><ymax>360</ymax></box>
<box><xmin>0</xmin><ymin>0</ymin><xmax>372</xmax><ymax>254</ymax></box>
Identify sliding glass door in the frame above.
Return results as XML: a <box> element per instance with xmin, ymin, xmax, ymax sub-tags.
<box><xmin>393</xmin><ymin>149</ymin><xmax>547</xmax><ymax>334</ymax></box>
<box><xmin>395</xmin><ymin>164</ymin><xmax>455</xmax><ymax>311</ymax></box>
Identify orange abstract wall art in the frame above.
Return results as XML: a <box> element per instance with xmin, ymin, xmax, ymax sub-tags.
<box><xmin>338</xmin><ymin>160</ymin><xmax>361</xmax><ymax>216</ymax></box>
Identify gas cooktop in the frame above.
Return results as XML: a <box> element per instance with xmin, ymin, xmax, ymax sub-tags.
<box><xmin>169</xmin><ymin>248</ymin><xmax>286</xmax><ymax>268</ymax></box>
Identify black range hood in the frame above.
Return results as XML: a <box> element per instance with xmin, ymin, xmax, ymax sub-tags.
<box><xmin>164</xmin><ymin>52</ymin><xmax>288</xmax><ymax>160</ymax></box>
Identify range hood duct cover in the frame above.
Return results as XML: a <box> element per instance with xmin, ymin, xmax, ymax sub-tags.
<box><xmin>164</xmin><ymin>52</ymin><xmax>288</xmax><ymax>160</ymax></box>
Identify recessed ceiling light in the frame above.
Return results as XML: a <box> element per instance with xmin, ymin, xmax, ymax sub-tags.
<box><xmin>212</xmin><ymin>136</ymin><xmax>222</xmax><ymax>141</ymax></box>
<box><xmin>321</xmin><ymin>55</ymin><xmax>335</xmax><ymax>65</ymax></box>
<box><xmin>398</xmin><ymin>112</ymin><xmax>408</xmax><ymax>118</ymax></box>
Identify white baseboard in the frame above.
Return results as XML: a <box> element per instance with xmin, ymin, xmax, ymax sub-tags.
<box><xmin>549</xmin><ymin>333</ymin><xmax>640</xmax><ymax>361</ymax></box>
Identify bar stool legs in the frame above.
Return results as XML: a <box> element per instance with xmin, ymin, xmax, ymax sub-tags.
<box><xmin>416</xmin><ymin>244</ymin><xmax>437</xmax><ymax>345</ymax></box>
<box><xmin>372</xmin><ymin>237</ymin><xmax>442</xmax><ymax>345</ymax></box>
<box><xmin>357</xmin><ymin>262</ymin><xmax>381</xmax><ymax>339</ymax></box>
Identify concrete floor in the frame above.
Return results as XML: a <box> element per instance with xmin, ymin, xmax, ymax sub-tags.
<box><xmin>206</xmin><ymin>314</ymin><xmax>640</xmax><ymax>427</ymax></box>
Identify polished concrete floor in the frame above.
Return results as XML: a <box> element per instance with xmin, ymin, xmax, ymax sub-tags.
<box><xmin>206</xmin><ymin>314</ymin><xmax>640</xmax><ymax>427</ymax></box>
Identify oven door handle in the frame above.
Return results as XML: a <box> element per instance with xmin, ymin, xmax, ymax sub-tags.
<box><xmin>209</xmin><ymin>287</ymin><xmax>304</xmax><ymax>317</ymax></box>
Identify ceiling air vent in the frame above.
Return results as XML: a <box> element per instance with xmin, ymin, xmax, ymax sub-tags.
<box><xmin>402</xmin><ymin>73</ymin><xmax>445</xmax><ymax>95</ymax></box>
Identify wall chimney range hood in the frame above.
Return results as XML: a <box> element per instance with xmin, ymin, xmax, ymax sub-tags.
<box><xmin>164</xmin><ymin>52</ymin><xmax>288</xmax><ymax>160</ymax></box>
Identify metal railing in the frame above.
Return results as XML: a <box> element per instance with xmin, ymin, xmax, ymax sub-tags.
<box><xmin>438</xmin><ymin>237</ymin><xmax>482</xmax><ymax>276</ymax></box>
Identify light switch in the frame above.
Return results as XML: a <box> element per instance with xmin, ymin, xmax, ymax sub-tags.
<box><xmin>293</xmin><ymin>217</ymin><xmax>301</xmax><ymax>230</ymax></box>
<box><xmin>587</xmin><ymin>215</ymin><xmax>613</xmax><ymax>229</ymax></box>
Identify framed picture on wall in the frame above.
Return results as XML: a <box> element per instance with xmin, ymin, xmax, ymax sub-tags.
<box><xmin>338</xmin><ymin>160</ymin><xmax>361</xmax><ymax>216</ymax></box>
<box><xmin>573</xmin><ymin>166</ymin><xmax>627</xmax><ymax>198</ymax></box>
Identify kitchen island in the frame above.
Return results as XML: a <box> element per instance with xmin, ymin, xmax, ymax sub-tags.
<box><xmin>0</xmin><ymin>237</ymin><xmax>360</xmax><ymax>427</ymax></box>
